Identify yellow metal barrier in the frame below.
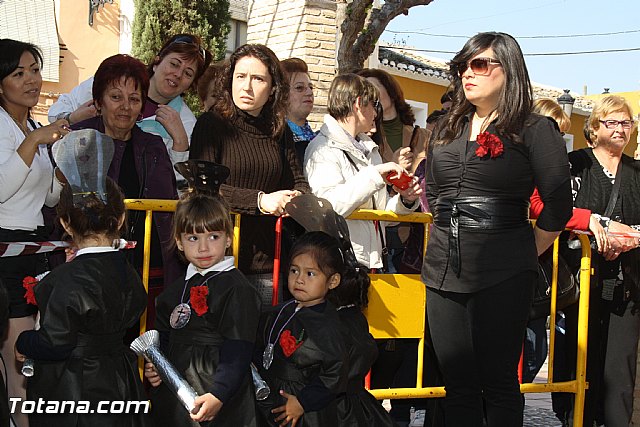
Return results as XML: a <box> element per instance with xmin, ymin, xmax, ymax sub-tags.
<box><xmin>124</xmin><ymin>199</ymin><xmax>591</xmax><ymax>426</ymax></box>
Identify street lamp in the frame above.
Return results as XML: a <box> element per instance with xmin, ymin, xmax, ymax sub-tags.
<box><xmin>557</xmin><ymin>89</ymin><xmax>576</xmax><ymax>118</ymax></box>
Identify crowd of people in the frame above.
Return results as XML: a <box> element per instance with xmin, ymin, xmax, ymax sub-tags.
<box><xmin>1</xmin><ymin>28</ymin><xmax>640</xmax><ymax>427</ymax></box>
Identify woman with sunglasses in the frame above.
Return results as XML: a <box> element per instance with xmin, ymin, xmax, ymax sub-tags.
<box><xmin>189</xmin><ymin>44</ymin><xmax>310</xmax><ymax>305</ymax></box>
<box><xmin>281</xmin><ymin>58</ymin><xmax>317</xmax><ymax>165</ymax></box>
<box><xmin>48</xmin><ymin>34</ymin><xmax>211</xmax><ymax>178</ymax></box>
<box><xmin>551</xmin><ymin>95</ymin><xmax>640</xmax><ymax>427</ymax></box>
<box><xmin>304</xmin><ymin>73</ymin><xmax>421</xmax><ymax>271</ymax></box>
<box><xmin>422</xmin><ymin>32</ymin><xmax>572</xmax><ymax>426</ymax></box>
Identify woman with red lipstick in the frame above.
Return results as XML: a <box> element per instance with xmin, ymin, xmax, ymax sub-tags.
<box><xmin>0</xmin><ymin>39</ymin><xmax>71</xmax><ymax>427</ymax></box>
<box><xmin>72</xmin><ymin>54</ymin><xmax>180</xmax><ymax>285</ymax></box>
<box><xmin>189</xmin><ymin>44</ymin><xmax>310</xmax><ymax>305</ymax></box>
<box><xmin>422</xmin><ymin>32</ymin><xmax>572</xmax><ymax>426</ymax></box>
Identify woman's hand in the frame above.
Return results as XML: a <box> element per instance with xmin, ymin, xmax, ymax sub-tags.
<box><xmin>14</xmin><ymin>344</ymin><xmax>26</xmax><ymax>363</ymax></box>
<box><xmin>29</xmin><ymin>120</ymin><xmax>71</xmax><ymax>146</ymax></box>
<box><xmin>397</xmin><ymin>179</ymin><xmax>422</xmax><ymax>203</ymax></box>
<box><xmin>272</xmin><ymin>390</ymin><xmax>304</xmax><ymax>427</ymax></box>
<box><xmin>605</xmin><ymin>221</ymin><xmax>639</xmax><ymax>258</ymax></box>
<box><xmin>69</xmin><ymin>100</ymin><xmax>98</xmax><ymax>125</ymax></box>
<box><xmin>260</xmin><ymin>190</ymin><xmax>301</xmax><ymax>216</ymax></box>
<box><xmin>190</xmin><ymin>393</ymin><xmax>223</xmax><ymax>423</ymax></box>
<box><xmin>155</xmin><ymin>105</ymin><xmax>189</xmax><ymax>152</ymax></box>
<box><xmin>588</xmin><ymin>214</ymin><xmax>610</xmax><ymax>254</ymax></box>
<box><xmin>144</xmin><ymin>362</ymin><xmax>162</xmax><ymax>387</ymax></box>
<box><xmin>393</xmin><ymin>147</ymin><xmax>414</xmax><ymax>171</ymax></box>
<box><xmin>375</xmin><ymin>162</ymin><xmax>406</xmax><ymax>180</ymax></box>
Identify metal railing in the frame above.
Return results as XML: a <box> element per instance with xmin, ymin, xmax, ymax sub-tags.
<box><xmin>125</xmin><ymin>199</ymin><xmax>591</xmax><ymax>427</ymax></box>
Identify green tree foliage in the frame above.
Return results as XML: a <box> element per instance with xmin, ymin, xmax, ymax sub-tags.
<box><xmin>132</xmin><ymin>0</ymin><xmax>231</xmax><ymax>112</ymax></box>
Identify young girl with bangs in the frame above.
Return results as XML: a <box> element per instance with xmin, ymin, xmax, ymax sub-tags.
<box><xmin>146</xmin><ymin>183</ymin><xmax>261</xmax><ymax>426</ymax></box>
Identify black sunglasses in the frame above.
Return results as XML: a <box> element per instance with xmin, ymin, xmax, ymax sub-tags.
<box><xmin>457</xmin><ymin>57</ymin><xmax>502</xmax><ymax>77</ymax></box>
<box><xmin>169</xmin><ymin>35</ymin><xmax>206</xmax><ymax>60</ymax></box>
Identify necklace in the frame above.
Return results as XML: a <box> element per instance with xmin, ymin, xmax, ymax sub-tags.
<box><xmin>8</xmin><ymin>113</ymin><xmax>31</xmax><ymax>137</ymax></box>
<box><xmin>337</xmin><ymin>303</ymin><xmax>356</xmax><ymax>311</ymax></box>
<box><xmin>263</xmin><ymin>300</ymin><xmax>300</xmax><ymax>370</ymax></box>
<box><xmin>169</xmin><ymin>270</ymin><xmax>223</xmax><ymax>329</ymax></box>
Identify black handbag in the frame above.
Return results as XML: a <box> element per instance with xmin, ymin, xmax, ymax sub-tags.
<box><xmin>529</xmin><ymin>249</ymin><xmax>579</xmax><ymax>319</ymax></box>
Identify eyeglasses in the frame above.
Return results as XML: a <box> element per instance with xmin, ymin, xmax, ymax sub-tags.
<box><xmin>169</xmin><ymin>35</ymin><xmax>206</xmax><ymax>60</ymax></box>
<box><xmin>371</xmin><ymin>99</ymin><xmax>380</xmax><ymax>110</ymax></box>
<box><xmin>599</xmin><ymin>119</ymin><xmax>635</xmax><ymax>129</ymax></box>
<box><xmin>292</xmin><ymin>83</ymin><xmax>314</xmax><ymax>93</ymax></box>
<box><xmin>457</xmin><ymin>57</ymin><xmax>502</xmax><ymax>77</ymax></box>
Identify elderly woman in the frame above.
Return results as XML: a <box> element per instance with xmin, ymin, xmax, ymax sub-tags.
<box><xmin>0</xmin><ymin>39</ymin><xmax>71</xmax><ymax>427</ymax></box>
<box><xmin>304</xmin><ymin>73</ymin><xmax>421</xmax><ymax>270</ymax></box>
<box><xmin>49</xmin><ymin>34</ymin><xmax>211</xmax><ymax>178</ymax></box>
<box><xmin>553</xmin><ymin>95</ymin><xmax>640</xmax><ymax>427</ymax></box>
<box><xmin>72</xmin><ymin>54</ymin><xmax>179</xmax><ymax>284</ymax></box>
<box><xmin>281</xmin><ymin>58</ymin><xmax>316</xmax><ymax>164</ymax></box>
<box><xmin>189</xmin><ymin>44</ymin><xmax>309</xmax><ymax>304</ymax></box>
<box><xmin>423</xmin><ymin>32</ymin><xmax>572</xmax><ymax>426</ymax></box>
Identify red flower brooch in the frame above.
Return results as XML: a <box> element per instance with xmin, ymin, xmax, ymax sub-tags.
<box><xmin>279</xmin><ymin>329</ymin><xmax>304</xmax><ymax>357</ymax></box>
<box><xmin>190</xmin><ymin>285</ymin><xmax>209</xmax><ymax>316</ymax></box>
<box><xmin>22</xmin><ymin>276</ymin><xmax>38</xmax><ymax>306</ymax></box>
<box><xmin>475</xmin><ymin>132</ymin><xmax>504</xmax><ymax>158</ymax></box>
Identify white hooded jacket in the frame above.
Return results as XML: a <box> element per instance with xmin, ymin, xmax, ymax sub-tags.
<box><xmin>304</xmin><ymin>114</ymin><xmax>417</xmax><ymax>269</ymax></box>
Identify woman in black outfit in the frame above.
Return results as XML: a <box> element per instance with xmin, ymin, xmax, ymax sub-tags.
<box><xmin>422</xmin><ymin>32</ymin><xmax>572</xmax><ymax>426</ymax></box>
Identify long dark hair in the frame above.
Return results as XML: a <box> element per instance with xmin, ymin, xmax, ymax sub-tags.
<box><xmin>439</xmin><ymin>32</ymin><xmax>532</xmax><ymax>144</ymax></box>
<box><xmin>213</xmin><ymin>44</ymin><xmax>288</xmax><ymax>138</ymax></box>
<box><xmin>357</xmin><ymin>68</ymin><xmax>416</xmax><ymax>125</ymax></box>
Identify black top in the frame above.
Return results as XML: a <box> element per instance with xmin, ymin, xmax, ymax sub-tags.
<box><xmin>152</xmin><ymin>267</ymin><xmax>261</xmax><ymax>427</ymax></box>
<box><xmin>255</xmin><ymin>301</ymin><xmax>347</xmax><ymax>426</ymax></box>
<box><xmin>423</xmin><ymin>114</ymin><xmax>572</xmax><ymax>293</ymax></box>
<box><xmin>16</xmin><ymin>251</ymin><xmax>149</xmax><ymax>427</ymax></box>
<box><xmin>189</xmin><ymin>108</ymin><xmax>310</xmax><ymax>274</ymax></box>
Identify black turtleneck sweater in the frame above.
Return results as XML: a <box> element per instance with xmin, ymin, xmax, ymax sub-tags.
<box><xmin>189</xmin><ymin>108</ymin><xmax>310</xmax><ymax>274</ymax></box>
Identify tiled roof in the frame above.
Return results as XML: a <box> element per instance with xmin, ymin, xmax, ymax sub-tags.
<box><xmin>378</xmin><ymin>44</ymin><xmax>593</xmax><ymax>114</ymax></box>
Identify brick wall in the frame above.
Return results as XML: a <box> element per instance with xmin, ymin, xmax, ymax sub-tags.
<box><xmin>246</xmin><ymin>0</ymin><xmax>338</xmax><ymax>128</ymax></box>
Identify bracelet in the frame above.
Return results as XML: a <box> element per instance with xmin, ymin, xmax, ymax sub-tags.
<box><xmin>257</xmin><ymin>191</ymin><xmax>269</xmax><ymax>214</ymax></box>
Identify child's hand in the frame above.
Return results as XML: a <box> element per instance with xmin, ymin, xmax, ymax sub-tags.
<box><xmin>190</xmin><ymin>393</ymin><xmax>223</xmax><ymax>423</ymax></box>
<box><xmin>64</xmin><ymin>246</ymin><xmax>78</xmax><ymax>262</ymax></box>
<box><xmin>14</xmin><ymin>344</ymin><xmax>26</xmax><ymax>363</ymax></box>
<box><xmin>272</xmin><ymin>390</ymin><xmax>304</xmax><ymax>427</ymax></box>
<box><xmin>144</xmin><ymin>362</ymin><xmax>162</xmax><ymax>387</ymax></box>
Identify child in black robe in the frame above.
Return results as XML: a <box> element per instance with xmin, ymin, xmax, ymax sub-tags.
<box><xmin>15</xmin><ymin>178</ymin><xmax>149</xmax><ymax>427</ymax></box>
<box><xmin>329</xmin><ymin>264</ymin><xmax>396</xmax><ymax>427</ymax></box>
<box><xmin>255</xmin><ymin>231</ymin><xmax>348</xmax><ymax>427</ymax></box>
<box><xmin>145</xmin><ymin>185</ymin><xmax>261</xmax><ymax>426</ymax></box>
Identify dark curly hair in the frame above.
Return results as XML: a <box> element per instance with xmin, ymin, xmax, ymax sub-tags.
<box><xmin>212</xmin><ymin>44</ymin><xmax>289</xmax><ymax>138</ymax></box>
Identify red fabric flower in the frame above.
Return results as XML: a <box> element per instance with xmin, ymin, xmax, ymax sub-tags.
<box><xmin>22</xmin><ymin>276</ymin><xmax>38</xmax><ymax>306</ymax></box>
<box><xmin>279</xmin><ymin>329</ymin><xmax>304</xmax><ymax>357</ymax></box>
<box><xmin>189</xmin><ymin>285</ymin><xmax>209</xmax><ymax>316</ymax></box>
<box><xmin>475</xmin><ymin>132</ymin><xmax>504</xmax><ymax>158</ymax></box>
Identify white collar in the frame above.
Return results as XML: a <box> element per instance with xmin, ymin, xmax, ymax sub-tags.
<box><xmin>75</xmin><ymin>246</ymin><xmax>118</xmax><ymax>257</ymax></box>
<box><xmin>185</xmin><ymin>256</ymin><xmax>235</xmax><ymax>280</ymax></box>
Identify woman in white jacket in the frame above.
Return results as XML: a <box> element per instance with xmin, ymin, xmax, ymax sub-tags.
<box><xmin>304</xmin><ymin>73</ymin><xmax>421</xmax><ymax>270</ymax></box>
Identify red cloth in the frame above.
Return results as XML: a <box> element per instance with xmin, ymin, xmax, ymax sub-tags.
<box><xmin>529</xmin><ymin>187</ymin><xmax>590</xmax><ymax>230</ymax></box>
